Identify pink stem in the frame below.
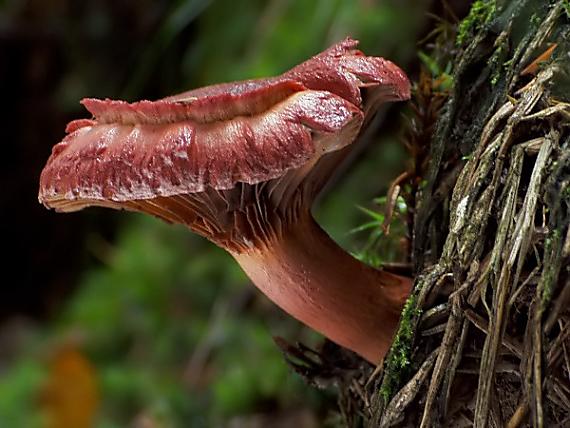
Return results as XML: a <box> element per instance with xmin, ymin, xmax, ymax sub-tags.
<box><xmin>232</xmin><ymin>213</ymin><xmax>412</xmax><ymax>363</ymax></box>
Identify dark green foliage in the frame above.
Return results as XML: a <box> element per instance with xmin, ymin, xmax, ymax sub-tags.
<box><xmin>2</xmin><ymin>1</ymin><xmax>429</xmax><ymax>426</ymax></box>
<box><xmin>351</xmin><ymin>195</ymin><xmax>408</xmax><ymax>267</ymax></box>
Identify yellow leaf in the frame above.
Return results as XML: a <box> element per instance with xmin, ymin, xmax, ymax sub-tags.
<box><xmin>40</xmin><ymin>344</ymin><xmax>99</xmax><ymax>428</ymax></box>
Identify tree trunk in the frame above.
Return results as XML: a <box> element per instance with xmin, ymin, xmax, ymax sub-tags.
<box><xmin>354</xmin><ymin>1</ymin><xmax>570</xmax><ymax>427</ymax></box>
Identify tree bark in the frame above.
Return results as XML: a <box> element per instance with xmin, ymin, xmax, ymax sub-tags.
<box><xmin>364</xmin><ymin>1</ymin><xmax>570</xmax><ymax>427</ymax></box>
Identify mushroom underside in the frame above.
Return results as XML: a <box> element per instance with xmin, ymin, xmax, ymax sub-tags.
<box><xmin>45</xmin><ymin>148</ymin><xmax>346</xmax><ymax>253</ymax></box>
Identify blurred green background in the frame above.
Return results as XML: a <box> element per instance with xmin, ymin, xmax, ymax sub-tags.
<box><xmin>0</xmin><ymin>0</ymin><xmax>438</xmax><ymax>426</ymax></box>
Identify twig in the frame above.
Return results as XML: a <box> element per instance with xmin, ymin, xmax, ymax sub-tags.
<box><xmin>380</xmin><ymin>348</ymin><xmax>439</xmax><ymax>427</ymax></box>
<box><xmin>464</xmin><ymin>309</ymin><xmax>522</xmax><ymax>359</ymax></box>
<box><xmin>420</xmin><ymin>295</ymin><xmax>463</xmax><ymax>427</ymax></box>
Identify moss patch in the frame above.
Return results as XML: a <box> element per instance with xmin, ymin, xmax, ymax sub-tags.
<box><xmin>456</xmin><ymin>0</ymin><xmax>497</xmax><ymax>46</ymax></box>
<box><xmin>379</xmin><ymin>294</ymin><xmax>422</xmax><ymax>403</ymax></box>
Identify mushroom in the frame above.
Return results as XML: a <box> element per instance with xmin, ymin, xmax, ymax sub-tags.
<box><xmin>39</xmin><ymin>38</ymin><xmax>412</xmax><ymax>363</ymax></box>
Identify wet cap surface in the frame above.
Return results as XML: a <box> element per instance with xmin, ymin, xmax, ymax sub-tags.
<box><xmin>39</xmin><ymin>38</ymin><xmax>410</xmax><ymax>211</ymax></box>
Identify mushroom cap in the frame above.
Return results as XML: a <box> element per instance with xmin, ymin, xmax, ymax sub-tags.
<box><xmin>38</xmin><ymin>38</ymin><xmax>409</xmax><ymax>251</ymax></box>
<box><xmin>39</xmin><ymin>38</ymin><xmax>409</xmax><ymax>213</ymax></box>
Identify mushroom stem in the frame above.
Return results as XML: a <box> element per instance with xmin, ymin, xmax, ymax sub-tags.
<box><xmin>232</xmin><ymin>211</ymin><xmax>412</xmax><ymax>363</ymax></box>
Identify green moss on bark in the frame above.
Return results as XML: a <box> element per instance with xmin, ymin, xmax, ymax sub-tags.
<box><xmin>456</xmin><ymin>0</ymin><xmax>497</xmax><ymax>46</ymax></box>
<box><xmin>379</xmin><ymin>294</ymin><xmax>422</xmax><ymax>403</ymax></box>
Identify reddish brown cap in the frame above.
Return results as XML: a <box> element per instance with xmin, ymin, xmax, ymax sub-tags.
<box><xmin>38</xmin><ymin>38</ymin><xmax>409</xmax><ymax>250</ymax></box>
